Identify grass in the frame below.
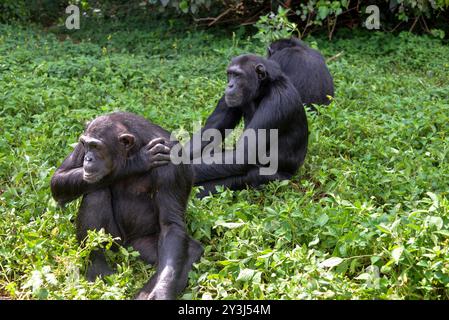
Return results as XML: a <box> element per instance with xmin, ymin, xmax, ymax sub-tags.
<box><xmin>0</xmin><ymin>20</ymin><xmax>448</xmax><ymax>299</ymax></box>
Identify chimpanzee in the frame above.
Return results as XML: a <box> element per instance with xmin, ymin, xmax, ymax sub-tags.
<box><xmin>188</xmin><ymin>54</ymin><xmax>308</xmax><ymax>198</ymax></box>
<box><xmin>50</xmin><ymin>112</ymin><xmax>203</xmax><ymax>300</ymax></box>
<box><xmin>268</xmin><ymin>37</ymin><xmax>335</xmax><ymax>109</ymax></box>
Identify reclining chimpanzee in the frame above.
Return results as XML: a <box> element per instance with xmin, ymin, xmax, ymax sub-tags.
<box><xmin>51</xmin><ymin>112</ymin><xmax>203</xmax><ymax>300</ymax></box>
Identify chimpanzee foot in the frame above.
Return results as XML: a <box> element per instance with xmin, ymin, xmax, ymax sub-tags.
<box><xmin>134</xmin><ymin>266</ymin><xmax>177</xmax><ymax>300</ymax></box>
<box><xmin>135</xmin><ymin>287</ymin><xmax>175</xmax><ymax>300</ymax></box>
<box><xmin>86</xmin><ymin>264</ymin><xmax>115</xmax><ymax>282</ymax></box>
<box><xmin>135</xmin><ymin>289</ymin><xmax>173</xmax><ymax>300</ymax></box>
<box><xmin>134</xmin><ymin>291</ymin><xmax>147</xmax><ymax>300</ymax></box>
<box><xmin>86</xmin><ymin>252</ymin><xmax>115</xmax><ymax>282</ymax></box>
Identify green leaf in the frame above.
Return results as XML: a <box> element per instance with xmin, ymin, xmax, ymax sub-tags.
<box><xmin>265</xmin><ymin>207</ymin><xmax>278</xmax><ymax>215</ymax></box>
<box><xmin>214</xmin><ymin>221</ymin><xmax>245</xmax><ymax>229</ymax></box>
<box><xmin>376</xmin><ymin>224</ymin><xmax>391</xmax><ymax>234</ymax></box>
<box><xmin>179</xmin><ymin>0</ymin><xmax>189</xmax><ymax>13</ymax></box>
<box><xmin>236</xmin><ymin>268</ymin><xmax>256</xmax><ymax>282</ymax></box>
<box><xmin>317</xmin><ymin>214</ymin><xmax>329</xmax><ymax>226</ymax></box>
<box><xmin>426</xmin><ymin>192</ymin><xmax>439</xmax><ymax>211</ymax></box>
<box><xmin>370</xmin><ymin>256</ymin><xmax>381</xmax><ymax>265</ymax></box>
<box><xmin>428</xmin><ymin>216</ymin><xmax>443</xmax><ymax>230</ymax></box>
<box><xmin>318</xmin><ymin>6</ymin><xmax>330</xmax><ymax>20</ymax></box>
<box><xmin>278</xmin><ymin>179</ymin><xmax>289</xmax><ymax>187</ymax></box>
<box><xmin>355</xmin><ymin>273</ymin><xmax>371</xmax><ymax>280</ymax></box>
<box><xmin>308</xmin><ymin>236</ymin><xmax>320</xmax><ymax>247</ymax></box>
<box><xmin>320</xmin><ymin>257</ymin><xmax>343</xmax><ymax>268</ymax></box>
<box><xmin>391</xmin><ymin>246</ymin><xmax>404</xmax><ymax>263</ymax></box>
<box><xmin>218</xmin><ymin>260</ymin><xmax>239</xmax><ymax>266</ymax></box>
<box><xmin>434</xmin><ymin>230</ymin><xmax>449</xmax><ymax>237</ymax></box>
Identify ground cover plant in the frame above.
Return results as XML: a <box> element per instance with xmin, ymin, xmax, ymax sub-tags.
<box><xmin>0</xmin><ymin>19</ymin><xmax>448</xmax><ymax>299</ymax></box>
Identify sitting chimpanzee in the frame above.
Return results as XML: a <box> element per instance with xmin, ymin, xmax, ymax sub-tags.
<box><xmin>51</xmin><ymin>112</ymin><xmax>203</xmax><ymax>300</ymax></box>
<box><xmin>268</xmin><ymin>37</ymin><xmax>335</xmax><ymax>109</ymax></box>
<box><xmin>187</xmin><ymin>39</ymin><xmax>333</xmax><ymax>197</ymax></box>
<box><xmin>188</xmin><ymin>54</ymin><xmax>308</xmax><ymax>198</ymax></box>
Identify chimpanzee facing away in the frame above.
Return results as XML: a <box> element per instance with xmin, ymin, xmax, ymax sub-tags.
<box><xmin>189</xmin><ymin>54</ymin><xmax>308</xmax><ymax>198</ymax></box>
<box><xmin>51</xmin><ymin>112</ymin><xmax>203</xmax><ymax>300</ymax></box>
<box><xmin>268</xmin><ymin>37</ymin><xmax>335</xmax><ymax>109</ymax></box>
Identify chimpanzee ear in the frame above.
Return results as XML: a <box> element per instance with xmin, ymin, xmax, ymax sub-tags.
<box><xmin>255</xmin><ymin>63</ymin><xmax>267</xmax><ymax>80</ymax></box>
<box><xmin>119</xmin><ymin>133</ymin><xmax>135</xmax><ymax>150</ymax></box>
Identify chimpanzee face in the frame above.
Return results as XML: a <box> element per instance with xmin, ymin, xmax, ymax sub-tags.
<box><xmin>80</xmin><ymin>122</ymin><xmax>136</xmax><ymax>183</ymax></box>
<box><xmin>79</xmin><ymin>135</ymin><xmax>114</xmax><ymax>183</ymax></box>
<box><xmin>224</xmin><ymin>56</ymin><xmax>267</xmax><ymax>107</ymax></box>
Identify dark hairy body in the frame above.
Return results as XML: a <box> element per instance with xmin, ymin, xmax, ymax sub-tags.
<box><xmin>188</xmin><ymin>54</ymin><xmax>308</xmax><ymax>198</ymax></box>
<box><xmin>188</xmin><ymin>39</ymin><xmax>334</xmax><ymax>197</ymax></box>
<box><xmin>268</xmin><ymin>37</ymin><xmax>335</xmax><ymax>109</ymax></box>
<box><xmin>51</xmin><ymin>112</ymin><xmax>203</xmax><ymax>300</ymax></box>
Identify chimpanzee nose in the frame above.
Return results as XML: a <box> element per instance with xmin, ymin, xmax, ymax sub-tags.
<box><xmin>85</xmin><ymin>156</ymin><xmax>92</xmax><ymax>162</ymax></box>
<box><xmin>228</xmin><ymin>83</ymin><xmax>234</xmax><ymax>89</ymax></box>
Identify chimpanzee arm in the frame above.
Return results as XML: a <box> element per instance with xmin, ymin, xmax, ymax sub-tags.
<box><xmin>192</xmin><ymin>85</ymin><xmax>301</xmax><ymax>183</ymax></box>
<box><xmin>50</xmin><ymin>143</ymin><xmax>92</xmax><ymax>206</ymax></box>
<box><xmin>192</xmin><ymin>102</ymin><xmax>276</xmax><ymax>183</ymax></box>
<box><xmin>186</xmin><ymin>96</ymin><xmax>242</xmax><ymax>160</ymax></box>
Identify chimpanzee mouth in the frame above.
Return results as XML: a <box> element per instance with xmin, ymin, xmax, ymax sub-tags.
<box><xmin>83</xmin><ymin>171</ymin><xmax>100</xmax><ymax>183</ymax></box>
<box><xmin>224</xmin><ymin>95</ymin><xmax>241</xmax><ymax>108</ymax></box>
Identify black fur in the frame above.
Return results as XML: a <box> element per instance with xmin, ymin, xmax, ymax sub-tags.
<box><xmin>189</xmin><ymin>55</ymin><xmax>308</xmax><ymax>198</ymax></box>
<box><xmin>268</xmin><ymin>37</ymin><xmax>335</xmax><ymax>109</ymax></box>
<box><xmin>51</xmin><ymin>112</ymin><xmax>203</xmax><ymax>300</ymax></box>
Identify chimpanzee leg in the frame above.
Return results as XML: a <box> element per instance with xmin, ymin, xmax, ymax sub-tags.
<box><xmin>193</xmin><ymin>162</ymin><xmax>250</xmax><ymax>183</ymax></box>
<box><xmin>131</xmin><ymin>234</ymin><xmax>202</xmax><ymax>296</ymax></box>
<box><xmin>130</xmin><ymin>234</ymin><xmax>159</xmax><ymax>265</ymax></box>
<box><xmin>197</xmin><ymin>174</ymin><xmax>249</xmax><ymax>198</ymax></box>
<box><xmin>134</xmin><ymin>221</ymin><xmax>189</xmax><ymax>299</ymax></box>
<box><xmin>135</xmin><ymin>167</ymin><xmax>202</xmax><ymax>300</ymax></box>
<box><xmin>129</xmin><ymin>236</ymin><xmax>160</xmax><ymax>300</ymax></box>
<box><xmin>196</xmin><ymin>167</ymin><xmax>293</xmax><ymax>198</ymax></box>
<box><xmin>246</xmin><ymin>168</ymin><xmax>293</xmax><ymax>188</ymax></box>
<box><xmin>175</xmin><ymin>237</ymin><xmax>203</xmax><ymax>294</ymax></box>
<box><xmin>77</xmin><ymin>188</ymin><xmax>121</xmax><ymax>281</ymax></box>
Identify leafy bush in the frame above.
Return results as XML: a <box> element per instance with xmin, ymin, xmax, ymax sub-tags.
<box><xmin>253</xmin><ymin>7</ymin><xmax>300</xmax><ymax>44</ymax></box>
<box><xmin>0</xmin><ymin>0</ymin><xmax>69</xmax><ymax>25</ymax></box>
<box><xmin>1</xmin><ymin>1</ymin><xmax>448</xmax><ymax>37</ymax></box>
<box><xmin>0</xmin><ymin>0</ymin><xmax>30</xmax><ymax>23</ymax></box>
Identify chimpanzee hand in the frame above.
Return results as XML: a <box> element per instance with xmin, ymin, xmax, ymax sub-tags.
<box><xmin>139</xmin><ymin>137</ymin><xmax>171</xmax><ymax>170</ymax></box>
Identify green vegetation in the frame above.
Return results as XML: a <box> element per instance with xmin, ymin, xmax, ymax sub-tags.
<box><xmin>2</xmin><ymin>1</ymin><xmax>448</xmax><ymax>38</ymax></box>
<box><xmin>0</xmin><ymin>21</ymin><xmax>448</xmax><ymax>299</ymax></box>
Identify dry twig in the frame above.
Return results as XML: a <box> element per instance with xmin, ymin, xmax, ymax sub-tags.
<box><xmin>326</xmin><ymin>51</ymin><xmax>344</xmax><ymax>63</ymax></box>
